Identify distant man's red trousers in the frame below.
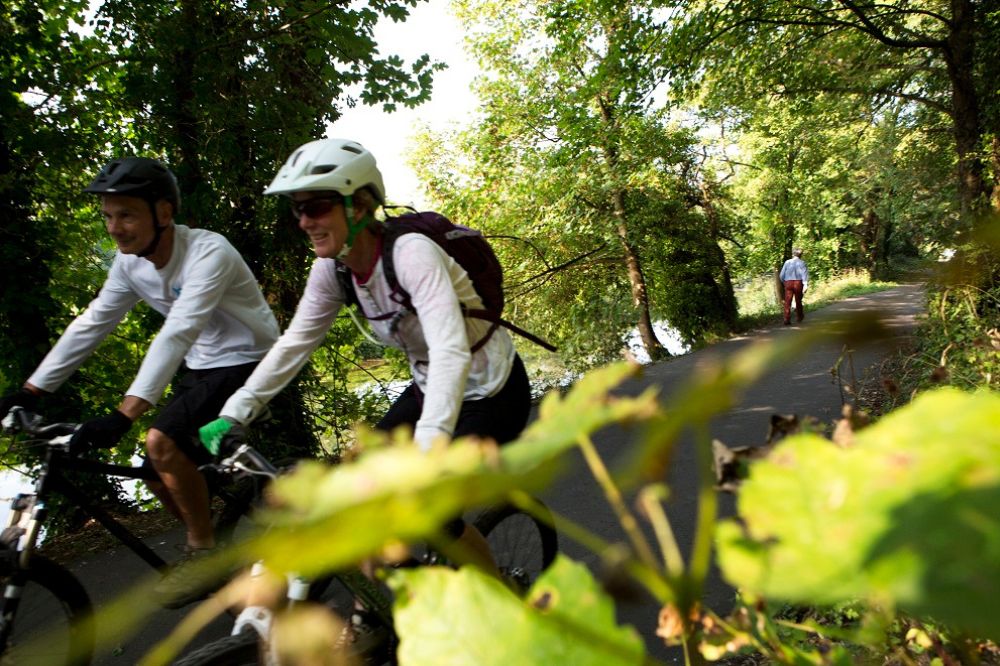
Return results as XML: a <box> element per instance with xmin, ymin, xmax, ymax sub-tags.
<box><xmin>782</xmin><ymin>280</ymin><xmax>804</xmax><ymax>324</ymax></box>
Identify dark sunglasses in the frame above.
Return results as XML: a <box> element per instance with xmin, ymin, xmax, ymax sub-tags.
<box><xmin>291</xmin><ymin>196</ymin><xmax>343</xmax><ymax>219</ymax></box>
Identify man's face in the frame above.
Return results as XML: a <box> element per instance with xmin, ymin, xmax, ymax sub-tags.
<box><xmin>102</xmin><ymin>194</ymin><xmax>156</xmax><ymax>255</ymax></box>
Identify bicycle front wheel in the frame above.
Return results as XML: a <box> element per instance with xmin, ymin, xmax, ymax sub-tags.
<box><xmin>176</xmin><ymin>618</ymin><xmax>393</xmax><ymax>666</ymax></box>
<box><xmin>473</xmin><ymin>501</ymin><xmax>558</xmax><ymax>593</ymax></box>
<box><xmin>174</xmin><ymin>628</ymin><xmax>262</xmax><ymax>666</ymax></box>
<box><xmin>0</xmin><ymin>555</ymin><xmax>94</xmax><ymax>666</ymax></box>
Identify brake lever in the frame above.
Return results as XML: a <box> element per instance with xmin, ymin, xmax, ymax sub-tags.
<box><xmin>2</xmin><ymin>407</ymin><xmax>39</xmax><ymax>434</ymax></box>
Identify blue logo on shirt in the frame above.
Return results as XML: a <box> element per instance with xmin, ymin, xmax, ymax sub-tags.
<box><xmin>172</xmin><ymin>286</ymin><xmax>182</xmax><ymax>297</ymax></box>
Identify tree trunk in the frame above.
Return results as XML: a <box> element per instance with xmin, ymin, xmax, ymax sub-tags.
<box><xmin>946</xmin><ymin>0</ymin><xmax>986</xmax><ymax>216</ymax></box>
<box><xmin>172</xmin><ymin>0</ymin><xmax>203</xmax><ymax>216</ymax></box>
<box><xmin>612</xmin><ymin>190</ymin><xmax>665</xmax><ymax>359</ymax></box>
<box><xmin>698</xmin><ymin>180</ymin><xmax>739</xmax><ymax>330</ymax></box>
<box><xmin>772</xmin><ymin>222</ymin><xmax>794</xmax><ymax>305</ymax></box>
<box><xmin>992</xmin><ymin>136</ymin><xmax>1000</xmax><ymax>213</ymax></box>
<box><xmin>0</xmin><ymin>127</ymin><xmax>62</xmax><ymax>385</ymax></box>
<box><xmin>859</xmin><ymin>208</ymin><xmax>889</xmax><ymax>281</ymax></box>
<box><xmin>595</xmin><ymin>82</ymin><xmax>666</xmax><ymax>360</ymax></box>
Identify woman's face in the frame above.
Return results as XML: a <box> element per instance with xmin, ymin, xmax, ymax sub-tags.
<box><xmin>291</xmin><ymin>192</ymin><xmax>348</xmax><ymax>259</ymax></box>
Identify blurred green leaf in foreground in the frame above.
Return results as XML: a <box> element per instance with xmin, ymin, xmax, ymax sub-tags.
<box><xmin>390</xmin><ymin>555</ymin><xmax>645</xmax><ymax>666</ymax></box>
<box><xmin>717</xmin><ymin>387</ymin><xmax>1000</xmax><ymax>641</ymax></box>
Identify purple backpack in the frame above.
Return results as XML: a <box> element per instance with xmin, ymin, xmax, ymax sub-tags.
<box><xmin>337</xmin><ymin>211</ymin><xmax>556</xmax><ymax>352</ymax></box>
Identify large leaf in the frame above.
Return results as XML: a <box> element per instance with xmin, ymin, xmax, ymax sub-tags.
<box><xmin>208</xmin><ymin>363</ymin><xmax>657</xmax><ymax>579</ymax></box>
<box><xmin>390</xmin><ymin>555</ymin><xmax>645</xmax><ymax>665</ymax></box>
<box><xmin>717</xmin><ymin>387</ymin><xmax>1000</xmax><ymax>639</ymax></box>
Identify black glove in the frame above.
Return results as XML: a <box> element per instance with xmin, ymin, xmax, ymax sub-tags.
<box><xmin>69</xmin><ymin>410</ymin><xmax>133</xmax><ymax>455</ymax></box>
<box><xmin>0</xmin><ymin>388</ymin><xmax>40</xmax><ymax>421</ymax></box>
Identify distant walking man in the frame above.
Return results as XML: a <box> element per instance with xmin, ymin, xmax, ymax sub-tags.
<box><xmin>779</xmin><ymin>248</ymin><xmax>809</xmax><ymax>325</ymax></box>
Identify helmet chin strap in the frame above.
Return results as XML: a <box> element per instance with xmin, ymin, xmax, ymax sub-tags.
<box><xmin>336</xmin><ymin>194</ymin><xmax>370</xmax><ymax>260</ymax></box>
<box><xmin>137</xmin><ymin>200</ymin><xmax>167</xmax><ymax>258</ymax></box>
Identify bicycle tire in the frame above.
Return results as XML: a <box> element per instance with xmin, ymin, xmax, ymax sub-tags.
<box><xmin>174</xmin><ymin>628</ymin><xmax>261</xmax><ymax>666</ymax></box>
<box><xmin>211</xmin><ymin>475</ymin><xmax>265</xmax><ymax>546</ymax></box>
<box><xmin>473</xmin><ymin>501</ymin><xmax>558</xmax><ymax>593</ymax></box>
<box><xmin>0</xmin><ymin>555</ymin><xmax>94</xmax><ymax>666</ymax></box>
<box><xmin>175</xmin><ymin>617</ymin><xmax>393</xmax><ymax>666</ymax></box>
<box><xmin>211</xmin><ymin>457</ymin><xmax>304</xmax><ymax>546</ymax></box>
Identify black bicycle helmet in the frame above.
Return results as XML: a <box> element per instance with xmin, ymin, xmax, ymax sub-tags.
<box><xmin>84</xmin><ymin>157</ymin><xmax>181</xmax><ymax>213</ymax></box>
<box><xmin>84</xmin><ymin>157</ymin><xmax>180</xmax><ymax>257</ymax></box>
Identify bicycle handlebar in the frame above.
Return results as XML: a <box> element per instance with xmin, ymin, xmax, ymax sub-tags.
<box><xmin>210</xmin><ymin>442</ymin><xmax>281</xmax><ymax>480</ymax></box>
<box><xmin>1</xmin><ymin>407</ymin><xmax>78</xmax><ymax>440</ymax></box>
<box><xmin>3</xmin><ymin>406</ymin><xmax>281</xmax><ymax>480</ymax></box>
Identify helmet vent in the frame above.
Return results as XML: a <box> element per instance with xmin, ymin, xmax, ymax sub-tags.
<box><xmin>311</xmin><ymin>165</ymin><xmax>338</xmax><ymax>175</ymax></box>
<box><xmin>342</xmin><ymin>144</ymin><xmax>362</xmax><ymax>155</ymax></box>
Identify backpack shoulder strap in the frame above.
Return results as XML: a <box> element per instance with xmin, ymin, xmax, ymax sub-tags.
<box><xmin>377</xmin><ymin>213</ymin><xmax>559</xmax><ymax>352</ymax></box>
<box><xmin>335</xmin><ymin>261</ymin><xmax>360</xmax><ymax>308</ymax></box>
<box><xmin>377</xmin><ymin>221</ymin><xmax>414</xmax><ymax>312</ymax></box>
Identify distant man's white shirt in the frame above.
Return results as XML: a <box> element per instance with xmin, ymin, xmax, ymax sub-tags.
<box><xmin>780</xmin><ymin>257</ymin><xmax>809</xmax><ymax>287</ymax></box>
<box><xmin>28</xmin><ymin>225</ymin><xmax>280</xmax><ymax>405</ymax></box>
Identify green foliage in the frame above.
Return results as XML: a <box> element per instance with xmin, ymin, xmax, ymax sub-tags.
<box><xmin>391</xmin><ymin>556</ymin><xmax>645</xmax><ymax>665</ymax></box>
<box><xmin>664</xmin><ymin>0</ymin><xmax>991</xmax><ymax>215</ymax></box>
<box><xmin>717</xmin><ymin>387</ymin><xmax>1000</xmax><ymax>641</ymax></box>
<box><xmin>414</xmin><ymin>0</ymin><xmax>738</xmax><ymax>362</ymax></box>
<box><xmin>1</xmin><ymin>0</ymin><xmax>443</xmax><ymax>477</ymax></box>
<box><xmin>907</xmin><ymin>221</ymin><xmax>1000</xmax><ymax>392</ymax></box>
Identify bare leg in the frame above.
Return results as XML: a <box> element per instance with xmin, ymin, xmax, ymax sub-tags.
<box><xmin>146</xmin><ymin>428</ymin><xmax>214</xmax><ymax>549</ymax></box>
<box><xmin>144</xmin><ymin>476</ymin><xmax>183</xmax><ymax>521</ymax></box>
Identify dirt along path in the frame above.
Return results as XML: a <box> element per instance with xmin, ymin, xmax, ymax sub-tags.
<box><xmin>58</xmin><ymin>283</ymin><xmax>926</xmax><ymax>664</ymax></box>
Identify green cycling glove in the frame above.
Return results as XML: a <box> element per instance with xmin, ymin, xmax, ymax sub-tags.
<box><xmin>199</xmin><ymin>417</ymin><xmax>238</xmax><ymax>456</ymax></box>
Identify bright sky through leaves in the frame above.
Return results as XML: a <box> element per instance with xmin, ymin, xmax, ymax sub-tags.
<box><xmin>327</xmin><ymin>0</ymin><xmax>478</xmax><ymax>208</ymax></box>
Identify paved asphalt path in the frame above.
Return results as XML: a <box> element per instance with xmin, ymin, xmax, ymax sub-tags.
<box><xmin>65</xmin><ymin>283</ymin><xmax>926</xmax><ymax>664</ymax></box>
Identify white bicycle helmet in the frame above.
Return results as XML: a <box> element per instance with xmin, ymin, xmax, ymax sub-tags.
<box><xmin>264</xmin><ymin>138</ymin><xmax>385</xmax><ymax>202</ymax></box>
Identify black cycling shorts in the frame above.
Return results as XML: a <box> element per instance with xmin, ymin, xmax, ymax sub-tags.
<box><xmin>375</xmin><ymin>353</ymin><xmax>531</xmax><ymax>539</ymax></box>
<box><xmin>376</xmin><ymin>353</ymin><xmax>531</xmax><ymax>445</ymax></box>
<box><xmin>150</xmin><ymin>362</ymin><xmax>258</xmax><ymax>464</ymax></box>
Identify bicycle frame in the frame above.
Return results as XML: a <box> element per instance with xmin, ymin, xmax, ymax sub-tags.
<box><xmin>199</xmin><ymin>445</ymin><xmax>396</xmax><ymax>664</ymax></box>
<box><xmin>218</xmin><ymin>559</ymin><xmax>395</xmax><ymax>666</ymax></box>
<box><xmin>3</xmin><ymin>428</ymin><xmax>167</xmax><ymax>571</ymax></box>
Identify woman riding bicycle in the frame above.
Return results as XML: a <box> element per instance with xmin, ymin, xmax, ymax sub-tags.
<box><xmin>200</xmin><ymin>138</ymin><xmax>532</xmax><ymax>569</ymax></box>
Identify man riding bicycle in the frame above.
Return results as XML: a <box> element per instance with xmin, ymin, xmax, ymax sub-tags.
<box><xmin>0</xmin><ymin>157</ymin><xmax>279</xmax><ymax>607</ymax></box>
<box><xmin>200</xmin><ymin>138</ymin><xmax>532</xmax><ymax>573</ymax></box>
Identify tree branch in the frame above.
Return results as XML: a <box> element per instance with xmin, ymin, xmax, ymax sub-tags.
<box><xmin>777</xmin><ymin>85</ymin><xmax>951</xmax><ymax>115</ymax></box>
<box><xmin>508</xmin><ymin>243</ymin><xmax>610</xmax><ymax>292</ymax></box>
<box><xmin>835</xmin><ymin>0</ymin><xmax>947</xmax><ymax>49</ymax></box>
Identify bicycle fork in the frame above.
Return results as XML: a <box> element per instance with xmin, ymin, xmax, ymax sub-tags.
<box><xmin>230</xmin><ymin>562</ymin><xmax>312</xmax><ymax>666</ymax></box>
<box><xmin>0</xmin><ymin>493</ymin><xmax>45</xmax><ymax>650</ymax></box>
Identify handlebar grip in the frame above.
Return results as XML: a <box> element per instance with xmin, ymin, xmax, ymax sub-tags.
<box><xmin>2</xmin><ymin>408</ymin><xmax>77</xmax><ymax>438</ymax></box>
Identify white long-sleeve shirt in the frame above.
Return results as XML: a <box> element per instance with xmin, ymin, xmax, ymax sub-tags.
<box><xmin>29</xmin><ymin>225</ymin><xmax>279</xmax><ymax>405</ymax></box>
<box><xmin>779</xmin><ymin>257</ymin><xmax>809</xmax><ymax>285</ymax></box>
<box><xmin>220</xmin><ymin>233</ymin><xmax>516</xmax><ymax>448</ymax></box>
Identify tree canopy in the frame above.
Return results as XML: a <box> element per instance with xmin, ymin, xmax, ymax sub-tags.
<box><xmin>1</xmin><ymin>0</ymin><xmax>441</xmax><ymax>467</ymax></box>
<box><xmin>1</xmin><ymin>0</ymin><xmax>996</xmax><ymax>496</ymax></box>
